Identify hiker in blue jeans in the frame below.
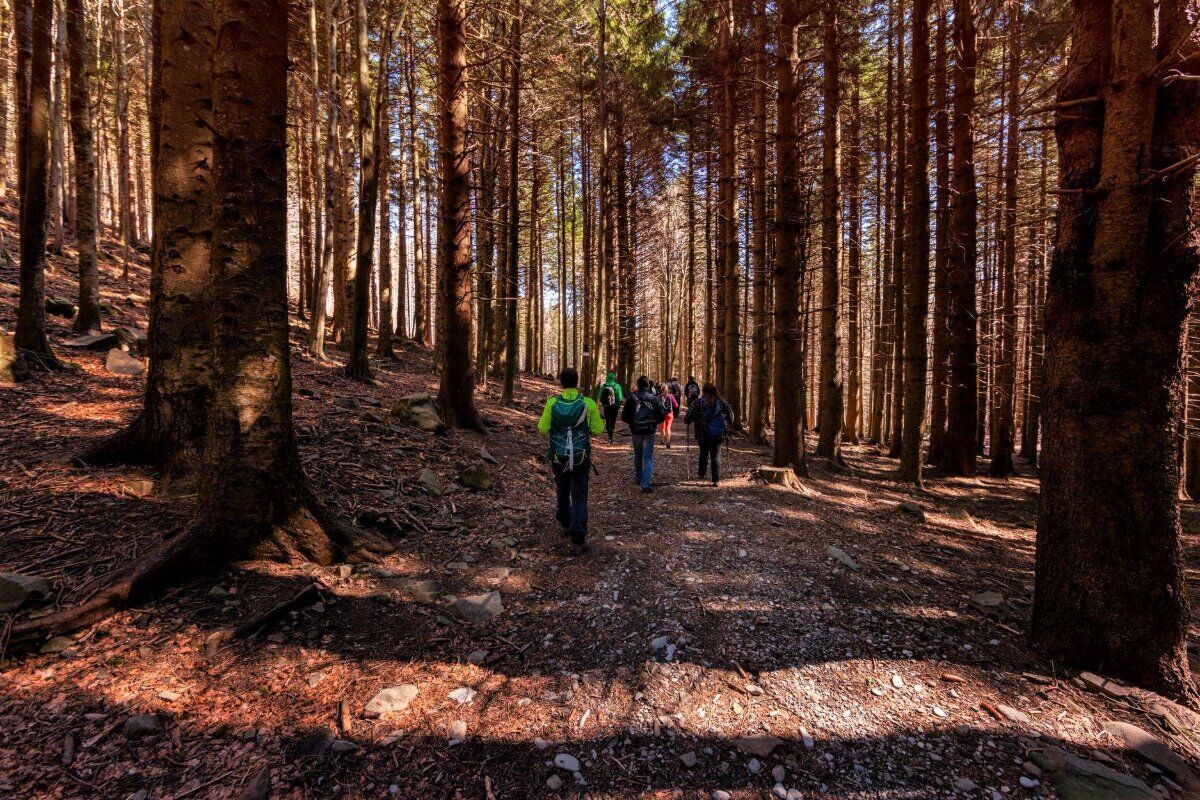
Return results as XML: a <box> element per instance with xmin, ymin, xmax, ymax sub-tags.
<box><xmin>621</xmin><ymin>375</ymin><xmax>665</xmax><ymax>493</ymax></box>
<box><xmin>538</xmin><ymin>367</ymin><xmax>605</xmax><ymax>555</ymax></box>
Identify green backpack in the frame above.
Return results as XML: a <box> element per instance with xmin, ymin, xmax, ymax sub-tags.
<box><xmin>548</xmin><ymin>394</ymin><xmax>590</xmax><ymax>470</ymax></box>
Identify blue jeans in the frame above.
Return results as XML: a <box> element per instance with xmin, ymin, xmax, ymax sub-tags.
<box><xmin>631</xmin><ymin>434</ymin><xmax>655</xmax><ymax>489</ymax></box>
<box><xmin>553</xmin><ymin>463</ymin><xmax>590</xmax><ymax>544</ymax></box>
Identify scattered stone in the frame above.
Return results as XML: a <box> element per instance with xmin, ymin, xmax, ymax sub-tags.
<box><xmin>772</xmin><ymin>765</ymin><xmax>786</xmax><ymax>782</ymax></box>
<box><xmin>1030</xmin><ymin>746</ymin><xmax>1158</xmax><ymax>800</ymax></box>
<box><xmin>333</xmin><ymin>396</ymin><xmax>361</xmax><ymax>410</ymax></box>
<box><xmin>0</xmin><ymin>572</ymin><xmax>52</xmax><ymax>611</ymax></box>
<box><xmin>451</xmin><ymin>591</ymin><xmax>503</xmax><ymax>623</ymax></box>
<box><xmin>157</xmin><ymin>690</ymin><xmax>181</xmax><ymax>702</ymax></box>
<box><xmin>546</xmin><ymin>775</ymin><xmax>564</xmax><ymax>790</ymax></box>
<box><xmin>891</xmin><ymin>673</ymin><xmax>905</xmax><ymax>689</ymax></box>
<box><xmin>448</xmin><ymin>687</ymin><xmax>477</xmax><ymax>705</ymax></box>
<box><xmin>996</xmin><ymin>704</ymin><xmax>1031</xmax><ymax>725</ymax></box>
<box><xmin>105</xmin><ymin>348</ymin><xmax>144</xmax><ymax>375</ymax></box>
<box><xmin>122</xmin><ymin>714</ymin><xmax>164</xmax><ymax>738</ymax></box>
<box><xmin>1020</xmin><ymin>776</ymin><xmax>1040</xmax><ymax>789</ymax></box>
<box><xmin>294</xmin><ymin>727</ymin><xmax>336</xmax><ymax>757</ymax></box>
<box><xmin>733</xmin><ymin>735</ymin><xmax>784</xmax><ymax>757</ymax></box>
<box><xmin>112</xmin><ymin>325</ymin><xmax>148</xmax><ymax>354</ymax></box>
<box><xmin>1079</xmin><ymin>672</ymin><xmax>1132</xmax><ymax>701</ymax></box>
<box><xmin>898</xmin><ymin>500</ymin><xmax>927</xmax><ymax>522</ymax></box>
<box><xmin>207</xmin><ymin>585</ymin><xmax>231</xmax><ymax>601</ymax></box>
<box><xmin>0</xmin><ymin>334</ymin><xmax>29</xmax><ymax>384</ymax></box>
<box><xmin>799</xmin><ymin>726</ymin><xmax>815</xmax><ymax>749</ymax></box>
<box><xmin>458</xmin><ymin>462</ymin><xmax>493</xmax><ymax>491</ymax></box>
<box><xmin>385</xmin><ymin>577</ymin><xmax>441</xmax><ymax>604</ymax></box>
<box><xmin>480</xmin><ymin>446</ymin><xmax>500</xmax><ymax>465</ymax></box>
<box><xmin>826</xmin><ymin>545</ymin><xmax>860</xmax><ymax>571</ymax></box>
<box><xmin>553</xmin><ymin>753</ymin><xmax>580</xmax><ymax>772</ymax></box>
<box><xmin>947</xmin><ymin>507</ymin><xmax>978</xmax><ymax>529</ymax></box>
<box><xmin>970</xmin><ymin>590</ymin><xmax>1009</xmax><ymax>618</ymax></box>
<box><xmin>390</xmin><ymin>393</ymin><xmax>446</xmax><ymax>434</ymax></box>
<box><xmin>650</xmin><ymin>636</ymin><xmax>670</xmax><ymax>652</ymax></box>
<box><xmin>61</xmin><ymin>332</ymin><xmax>120</xmax><ymax>351</ymax></box>
<box><xmin>364</xmin><ymin>685</ymin><xmax>419</xmax><ymax>719</ymax></box>
<box><xmin>680</xmin><ymin>751</ymin><xmax>698</xmax><ymax>768</ymax></box>
<box><xmin>418</xmin><ymin>469</ymin><xmax>443</xmax><ymax>496</ymax></box>
<box><xmin>953</xmin><ymin>777</ymin><xmax>978</xmax><ymax>792</ymax></box>
<box><xmin>467</xmin><ymin>649</ymin><xmax>490</xmax><ymax>665</ymax></box>
<box><xmin>747</xmin><ymin>758</ymin><xmax>763</xmax><ymax>774</ymax></box>
<box><xmin>39</xmin><ymin>636</ymin><xmax>75</xmax><ymax>654</ymax></box>
<box><xmin>713</xmin><ymin>792</ymin><xmax>732</xmax><ymax>800</ymax></box>
<box><xmin>45</xmin><ymin>296</ymin><xmax>76</xmax><ymax>318</ymax></box>
<box><xmin>1102</xmin><ymin>720</ymin><xmax>1200</xmax><ymax>790</ymax></box>
<box><xmin>448</xmin><ymin>719</ymin><xmax>467</xmax><ymax>745</ymax></box>
<box><xmin>330</xmin><ymin>740</ymin><xmax>358</xmax><ymax>754</ymax></box>
<box><xmin>307</xmin><ymin>672</ymin><xmax>327</xmax><ymax>688</ymax></box>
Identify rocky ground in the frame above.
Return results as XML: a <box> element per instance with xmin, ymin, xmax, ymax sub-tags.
<box><xmin>4</xmin><ymin>217</ymin><xmax>1200</xmax><ymax>799</ymax></box>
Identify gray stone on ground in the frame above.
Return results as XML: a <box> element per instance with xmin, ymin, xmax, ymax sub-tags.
<box><xmin>953</xmin><ymin>777</ymin><xmax>978</xmax><ymax>792</ymax></box>
<box><xmin>294</xmin><ymin>726</ymin><xmax>336</xmax><ymax>756</ymax></box>
<box><xmin>546</xmin><ymin>774</ymin><xmax>564</xmax><ymax>790</ymax></box>
<box><xmin>451</xmin><ymin>591</ymin><xmax>503</xmax><ymax>623</ymax></box>
<box><xmin>480</xmin><ymin>446</ymin><xmax>500</xmax><ymax>465</ymax></box>
<box><xmin>385</xmin><ymin>577</ymin><xmax>441</xmax><ymax>604</ymax></box>
<box><xmin>122</xmin><ymin>714</ymin><xmax>164</xmax><ymax>738</ymax></box>
<box><xmin>468</xmin><ymin>649</ymin><xmax>489</xmax><ymax>665</ymax></box>
<box><xmin>330</xmin><ymin>740</ymin><xmax>358</xmax><ymax>754</ymax></box>
<box><xmin>1102</xmin><ymin>720</ymin><xmax>1199</xmax><ymax>790</ymax></box>
<box><xmin>238</xmin><ymin>765</ymin><xmax>271</xmax><ymax>800</ymax></box>
<box><xmin>418</xmin><ymin>468</ymin><xmax>443</xmax><ymax>496</ymax></box>
<box><xmin>826</xmin><ymin>545</ymin><xmax>859</xmax><ymax>571</ymax></box>
<box><xmin>1029</xmin><ymin>746</ymin><xmax>1158</xmax><ymax>800</ymax></box>
<box><xmin>113</xmin><ymin>325</ymin><xmax>147</xmax><ymax>354</ymax></box>
<box><xmin>448</xmin><ymin>719</ymin><xmax>467</xmax><ymax>745</ymax></box>
<box><xmin>105</xmin><ymin>348</ymin><xmax>144</xmax><ymax>375</ymax></box>
<box><xmin>333</xmin><ymin>396</ymin><xmax>360</xmax><ymax>410</ymax></box>
<box><xmin>0</xmin><ymin>572</ymin><xmax>52</xmax><ymax>611</ymax></box>
<box><xmin>363</xmin><ymin>685</ymin><xmax>419</xmax><ymax>719</ymax></box>
<box><xmin>996</xmin><ymin>704</ymin><xmax>1030</xmax><ymax>725</ymax></box>
<box><xmin>45</xmin><ymin>296</ymin><xmax>77</xmax><ymax>318</ymax></box>
<box><xmin>554</xmin><ymin>753</ymin><xmax>580</xmax><ymax>772</ymax></box>
<box><xmin>458</xmin><ymin>462</ymin><xmax>493</xmax><ymax>490</ymax></box>
<box><xmin>1</xmin><ymin>334</ymin><xmax>29</xmax><ymax>385</ymax></box>
<box><xmin>970</xmin><ymin>590</ymin><xmax>1008</xmax><ymax>618</ymax></box>
<box><xmin>947</xmin><ymin>507</ymin><xmax>978</xmax><ymax>529</ymax></box>
<box><xmin>680</xmin><ymin>751</ymin><xmax>698</xmax><ymax>768</ymax></box>
<box><xmin>390</xmin><ymin>393</ymin><xmax>446</xmax><ymax>434</ymax></box>
<box><xmin>40</xmin><ymin>636</ymin><xmax>76</xmax><ymax>654</ymax></box>
<box><xmin>62</xmin><ymin>331</ymin><xmax>119</xmax><ymax>350</ymax></box>
<box><xmin>732</xmin><ymin>735</ymin><xmax>783</xmax><ymax>757</ymax></box>
<box><xmin>898</xmin><ymin>500</ymin><xmax>927</xmax><ymax>522</ymax></box>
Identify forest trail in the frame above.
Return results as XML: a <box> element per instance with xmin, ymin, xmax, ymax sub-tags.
<box><xmin>5</xmin><ymin>247</ymin><xmax>1200</xmax><ymax>798</ymax></box>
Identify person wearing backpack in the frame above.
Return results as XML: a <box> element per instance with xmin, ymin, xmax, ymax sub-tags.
<box><xmin>684</xmin><ymin>376</ymin><xmax>701</xmax><ymax>407</ymax></box>
<box><xmin>658</xmin><ymin>386</ymin><xmax>680</xmax><ymax>448</ymax></box>
<box><xmin>621</xmin><ymin>375</ymin><xmax>665</xmax><ymax>492</ymax></box>
<box><xmin>596</xmin><ymin>371</ymin><xmax>624</xmax><ymax>443</ymax></box>
<box><xmin>538</xmin><ymin>367</ymin><xmax>605</xmax><ymax>555</ymax></box>
<box><xmin>666</xmin><ymin>377</ymin><xmax>683</xmax><ymax>409</ymax></box>
<box><xmin>685</xmin><ymin>382</ymin><xmax>735</xmax><ymax>486</ymax></box>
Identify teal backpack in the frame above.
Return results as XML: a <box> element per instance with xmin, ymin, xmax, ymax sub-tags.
<box><xmin>548</xmin><ymin>394</ymin><xmax>590</xmax><ymax>470</ymax></box>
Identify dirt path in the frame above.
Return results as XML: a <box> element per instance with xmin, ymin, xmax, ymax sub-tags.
<box><xmin>4</xmin><ymin>284</ymin><xmax>1200</xmax><ymax>798</ymax></box>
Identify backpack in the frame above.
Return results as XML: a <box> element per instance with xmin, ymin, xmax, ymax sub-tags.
<box><xmin>667</xmin><ymin>380</ymin><xmax>682</xmax><ymax>403</ymax></box>
<box><xmin>548</xmin><ymin>394</ymin><xmax>590</xmax><ymax>470</ymax></box>
<box><xmin>685</xmin><ymin>381</ymin><xmax>700</xmax><ymax>403</ymax></box>
<box><xmin>631</xmin><ymin>394</ymin><xmax>659</xmax><ymax>435</ymax></box>
<box><xmin>599</xmin><ymin>384</ymin><xmax>618</xmax><ymax>409</ymax></box>
<box><xmin>705</xmin><ymin>399</ymin><xmax>728</xmax><ymax>439</ymax></box>
<box><xmin>663</xmin><ymin>393</ymin><xmax>678</xmax><ymax>416</ymax></box>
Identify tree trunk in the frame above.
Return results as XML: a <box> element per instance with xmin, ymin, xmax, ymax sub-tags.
<box><xmin>409</xmin><ymin>45</ymin><xmax>428</xmax><ymax>347</ymax></box>
<box><xmin>376</xmin><ymin>32</ymin><xmax>395</xmax><ymax>359</ymax></box>
<box><xmin>1032</xmin><ymin>0</ymin><xmax>1198</xmax><ymax>697</ymax></box>
<box><xmin>926</xmin><ymin>2</ymin><xmax>950</xmax><ymax>464</ymax></box>
<box><xmin>717</xmin><ymin>0</ymin><xmax>740</xmax><ymax>410</ymax></box>
<box><xmin>842</xmin><ymin>71</ymin><xmax>862</xmax><ymax>443</ymax></box>
<box><xmin>308</xmin><ymin>0</ymin><xmax>339</xmax><ymax>359</ymax></box>
<box><xmin>815</xmin><ymin>0</ymin><xmax>843</xmax><ymax>459</ymax></box>
<box><xmin>344</xmin><ymin>0</ymin><xmax>378</xmax><ymax>381</ymax></box>
<box><xmin>941</xmin><ymin>0</ymin><xmax>977</xmax><ymax>476</ymax></box>
<box><xmin>1020</xmin><ymin>132</ymin><xmax>1049</xmax><ymax>465</ymax></box>
<box><xmin>14</xmin><ymin>0</ymin><xmax>61</xmax><ymax>368</ymax></box>
<box><xmin>500</xmin><ymin>0</ymin><xmax>521</xmax><ymax>404</ymax></box>
<box><xmin>748</xmin><ymin>0</ymin><xmax>769</xmax><ymax>443</ymax></box>
<box><xmin>67</xmin><ymin>0</ymin><xmax>101</xmax><ymax>333</ymax></box>
<box><xmin>772</xmin><ymin>0</ymin><xmax>807</xmax><ymax>476</ymax></box>
<box><xmin>887</xmin><ymin>0</ymin><xmax>906</xmax><ymax>459</ymax></box>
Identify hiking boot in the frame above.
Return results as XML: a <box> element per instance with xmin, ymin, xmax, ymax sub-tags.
<box><xmin>570</xmin><ymin>542</ymin><xmax>590</xmax><ymax>557</ymax></box>
<box><xmin>641</xmin><ymin>486</ymin><xmax>653</xmax><ymax>493</ymax></box>
<box><xmin>560</xmin><ymin>524</ymin><xmax>571</xmax><ymax>537</ymax></box>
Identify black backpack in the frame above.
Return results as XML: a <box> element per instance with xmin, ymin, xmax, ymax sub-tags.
<box><xmin>631</xmin><ymin>394</ymin><xmax>659</xmax><ymax>435</ymax></box>
<box><xmin>685</xmin><ymin>381</ymin><xmax>700</xmax><ymax>403</ymax></box>
<box><xmin>599</xmin><ymin>384</ymin><xmax>618</xmax><ymax>409</ymax></box>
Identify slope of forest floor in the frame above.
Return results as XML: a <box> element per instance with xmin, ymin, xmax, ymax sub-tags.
<box><xmin>5</xmin><ymin>220</ymin><xmax>1200</xmax><ymax>799</ymax></box>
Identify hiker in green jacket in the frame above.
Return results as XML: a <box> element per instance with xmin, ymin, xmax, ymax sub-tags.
<box><xmin>538</xmin><ymin>367</ymin><xmax>605</xmax><ymax>555</ymax></box>
<box><xmin>596</xmin><ymin>371</ymin><xmax>624</xmax><ymax>443</ymax></box>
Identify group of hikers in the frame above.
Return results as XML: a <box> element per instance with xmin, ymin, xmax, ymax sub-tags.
<box><xmin>537</xmin><ymin>367</ymin><xmax>736</xmax><ymax>555</ymax></box>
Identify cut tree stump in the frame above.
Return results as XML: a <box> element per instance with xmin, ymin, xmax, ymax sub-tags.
<box><xmin>759</xmin><ymin>466</ymin><xmax>800</xmax><ymax>489</ymax></box>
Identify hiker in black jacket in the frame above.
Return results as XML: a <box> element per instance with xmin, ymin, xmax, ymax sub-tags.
<box><xmin>621</xmin><ymin>375</ymin><xmax>665</xmax><ymax>492</ymax></box>
<box><xmin>685</xmin><ymin>382</ymin><xmax>735</xmax><ymax>486</ymax></box>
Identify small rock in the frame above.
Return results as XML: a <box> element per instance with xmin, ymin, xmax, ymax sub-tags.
<box><xmin>0</xmin><ymin>572</ymin><xmax>53</xmax><ymax>611</ymax></box>
<box><xmin>122</xmin><ymin>714</ymin><xmax>164</xmax><ymax>738</ymax></box>
<box><xmin>650</xmin><ymin>636</ymin><xmax>670</xmax><ymax>652</ymax></box>
<box><xmin>891</xmin><ymin>673</ymin><xmax>905</xmax><ymax>689</ymax></box>
<box><xmin>826</xmin><ymin>545</ymin><xmax>859</xmax><ymax>571</ymax></box>
<box><xmin>330</xmin><ymin>740</ymin><xmax>358</xmax><ymax>754</ymax></box>
<box><xmin>748</xmin><ymin>758</ymin><xmax>763</xmax><ymax>774</ymax></box>
<box><xmin>733</xmin><ymin>735</ymin><xmax>784</xmax><ymax>757</ymax></box>
<box><xmin>448</xmin><ymin>719</ymin><xmax>467</xmax><ymax>745</ymax></box>
<box><xmin>953</xmin><ymin>777</ymin><xmax>978</xmax><ymax>792</ymax></box>
<box><xmin>681</xmin><ymin>751</ymin><xmax>698</xmax><ymax>768</ymax></box>
<box><xmin>418</xmin><ymin>468</ymin><xmax>443</xmax><ymax>496</ymax></box>
<box><xmin>713</xmin><ymin>792</ymin><xmax>732</xmax><ymax>800</ymax></box>
<box><xmin>799</xmin><ymin>726</ymin><xmax>815</xmax><ymax>749</ymax></box>
<box><xmin>306</xmin><ymin>672</ymin><xmax>327</xmax><ymax>688</ymax></box>
<box><xmin>458</xmin><ymin>462</ymin><xmax>493</xmax><ymax>490</ymax></box>
<box><xmin>451</xmin><ymin>591</ymin><xmax>503</xmax><ymax>623</ymax></box>
<box><xmin>1030</xmin><ymin>746</ymin><xmax>1158</xmax><ymax>800</ymax></box>
<box><xmin>45</xmin><ymin>296</ymin><xmax>77</xmax><ymax>318</ymax></box>
<box><xmin>468</xmin><ymin>649</ymin><xmax>489</xmax><ymax>664</ymax></box>
<box><xmin>294</xmin><ymin>727</ymin><xmax>336</xmax><ymax>756</ymax></box>
<box><xmin>996</xmin><ymin>704</ymin><xmax>1031</xmax><ymax>725</ymax></box>
<box><xmin>1020</xmin><ymin>776</ymin><xmax>1040</xmax><ymax>789</ymax></box>
<box><xmin>480</xmin><ymin>446</ymin><xmax>500</xmax><ymax>465</ymax></box>
<box><xmin>898</xmin><ymin>500</ymin><xmax>926</xmax><ymax>522</ymax></box>
<box><xmin>448</xmin><ymin>687</ymin><xmax>477</xmax><ymax>705</ymax></box>
<box><xmin>40</xmin><ymin>636</ymin><xmax>75</xmax><ymax>655</ymax></box>
<box><xmin>546</xmin><ymin>774</ymin><xmax>564</xmax><ymax>790</ymax></box>
<box><xmin>390</xmin><ymin>393</ymin><xmax>446</xmax><ymax>434</ymax></box>
<box><xmin>970</xmin><ymin>590</ymin><xmax>1008</xmax><ymax>618</ymax></box>
<box><xmin>239</xmin><ymin>765</ymin><xmax>271</xmax><ymax>800</ymax></box>
<box><xmin>105</xmin><ymin>348</ymin><xmax>144</xmax><ymax>375</ymax></box>
<box><xmin>364</xmin><ymin>685</ymin><xmax>419</xmax><ymax>719</ymax></box>
<box><xmin>157</xmin><ymin>690</ymin><xmax>181</xmax><ymax>702</ymax></box>
<box><xmin>333</xmin><ymin>396</ymin><xmax>360</xmax><ymax>410</ymax></box>
<box><xmin>554</xmin><ymin>753</ymin><xmax>580</xmax><ymax>772</ymax></box>
<box><xmin>772</xmin><ymin>765</ymin><xmax>786</xmax><ymax>782</ymax></box>
<box><xmin>1102</xmin><ymin>720</ymin><xmax>1200</xmax><ymax>790</ymax></box>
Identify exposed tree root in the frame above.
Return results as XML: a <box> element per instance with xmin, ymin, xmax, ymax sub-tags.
<box><xmin>74</xmin><ymin>415</ymin><xmax>153</xmax><ymax>466</ymax></box>
<box><xmin>204</xmin><ymin>582</ymin><xmax>322</xmax><ymax>657</ymax></box>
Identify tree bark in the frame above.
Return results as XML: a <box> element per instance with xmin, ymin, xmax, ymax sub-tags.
<box><xmin>717</xmin><ymin>0</ymin><xmax>740</xmax><ymax>409</ymax></box>
<box><xmin>344</xmin><ymin>0</ymin><xmax>378</xmax><ymax>381</ymax></box>
<box><xmin>926</xmin><ymin>2</ymin><xmax>950</xmax><ymax>463</ymax></box>
<box><xmin>842</xmin><ymin>70</ymin><xmax>862</xmax><ymax>443</ymax></box>
<box><xmin>308</xmin><ymin>0</ymin><xmax>339</xmax><ymax>359</ymax></box>
<box><xmin>67</xmin><ymin>0</ymin><xmax>101</xmax><ymax>333</ymax></box>
<box><xmin>749</xmin><ymin>0</ymin><xmax>769</xmax><ymax>443</ymax></box>
<box><xmin>1032</xmin><ymin>0</ymin><xmax>1198</xmax><ymax>697</ymax></box>
<box><xmin>500</xmin><ymin>0</ymin><xmax>521</xmax><ymax>404</ymax></box>
<box><xmin>815</xmin><ymin>0</ymin><xmax>843</xmax><ymax>459</ymax></box>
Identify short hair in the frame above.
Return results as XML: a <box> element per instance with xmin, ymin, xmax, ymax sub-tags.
<box><xmin>637</xmin><ymin>375</ymin><xmax>650</xmax><ymax>390</ymax></box>
<box><xmin>703</xmin><ymin>382</ymin><xmax>718</xmax><ymax>396</ymax></box>
<box><xmin>559</xmin><ymin>367</ymin><xmax>579</xmax><ymax>388</ymax></box>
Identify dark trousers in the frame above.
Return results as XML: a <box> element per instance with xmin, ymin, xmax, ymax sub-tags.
<box><xmin>553</xmin><ymin>462</ymin><xmax>590</xmax><ymax>544</ymax></box>
<box><xmin>603</xmin><ymin>405</ymin><xmax>619</xmax><ymax>441</ymax></box>
<box><xmin>698</xmin><ymin>436</ymin><xmax>723</xmax><ymax>484</ymax></box>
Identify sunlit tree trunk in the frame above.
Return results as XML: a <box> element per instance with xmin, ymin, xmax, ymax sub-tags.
<box><xmin>815</xmin><ymin>0</ymin><xmax>843</xmax><ymax>459</ymax></box>
<box><xmin>344</xmin><ymin>0</ymin><xmax>378</xmax><ymax>380</ymax></box>
<box><xmin>67</xmin><ymin>0</ymin><xmax>101</xmax><ymax>333</ymax></box>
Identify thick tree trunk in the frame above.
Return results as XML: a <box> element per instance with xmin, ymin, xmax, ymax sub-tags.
<box><xmin>815</xmin><ymin>0</ymin><xmax>843</xmax><ymax>459</ymax></box>
<box><xmin>435</xmin><ymin>0</ymin><xmax>483</xmax><ymax>430</ymax></box>
<box><xmin>897</xmin><ymin>0</ymin><xmax>931</xmax><ymax>485</ymax></box>
<box><xmin>344</xmin><ymin>0</ymin><xmax>378</xmax><ymax>381</ymax></box>
<box><xmin>772</xmin><ymin>0</ymin><xmax>806</xmax><ymax>476</ymax></box>
<box><xmin>926</xmin><ymin>4</ymin><xmax>950</xmax><ymax>464</ymax></box>
<box><xmin>717</xmin><ymin>0</ymin><xmax>740</xmax><ymax>408</ymax></box>
<box><xmin>67</xmin><ymin>0</ymin><xmax>101</xmax><ymax>333</ymax></box>
<box><xmin>15</xmin><ymin>0</ymin><xmax>61</xmax><ymax>369</ymax></box>
<box><xmin>409</xmin><ymin>46</ymin><xmax>428</xmax><ymax>347</ymax></box>
<box><xmin>1032</xmin><ymin>0</ymin><xmax>1198</xmax><ymax>697</ymax></box>
<box><xmin>1020</xmin><ymin>132</ymin><xmax>1049</xmax><ymax>465</ymax></box>
<box><xmin>308</xmin><ymin>0</ymin><xmax>339</xmax><ymax>359</ymax></box>
<box><xmin>500</xmin><ymin>0</ymin><xmax>521</xmax><ymax>404</ymax></box>
<box><xmin>842</xmin><ymin>72</ymin><xmax>862</xmax><ymax>443</ymax></box>
<box><xmin>886</xmin><ymin>0</ymin><xmax>906</xmax><ymax>459</ymax></box>
<box><xmin>376</xmin><ymin>37</ymin><xmax>395</xmax><ymax>359</ymax></box>
<box><xmin>941</xmin><ymin>0</ymin><xmax>977</xmax><ymax>476</ymax></box>
<box><xmin>748</xmin><ymin>0</ymin><xmax>769</xmax><ymax>443</ymax></box>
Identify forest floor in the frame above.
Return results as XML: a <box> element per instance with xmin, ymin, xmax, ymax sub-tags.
<box><xmin>5</xmin><ymin>219</ymin><xmax>1200</xmax><ymax>799</ymax></box>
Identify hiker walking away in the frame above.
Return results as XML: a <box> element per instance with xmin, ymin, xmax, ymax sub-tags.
<box><xmin>666</xmin><ymin>377</ymin><xmax>683</xmax><ymax>410</ymax></box>
<box><xmin>538</xmin><ymin>367</ymin><xmax>605</xmax><ymax>555</ymax></box>
<box><xmin>684</xmin><ymin>376</ymin><xmax>701</xmax><ymax>408</ymax></box>
<box><xmin>621</xmin><ymin>375</ymin><xmax>665</xmax><ymax>492</ymax></box>
<box><xmin>659</xmin><ymin>385</ymin><xmax>680</xmax><ymax>448</ymax></box>
<box><xmin>597</xmin><ymin>371</ymin><xmax>624</xmax><ymax>443</ymax></box>
<box><xmin>685</xmin><ymin>382</ymin><xmax>735</xmax><ymax>486</ymax></box>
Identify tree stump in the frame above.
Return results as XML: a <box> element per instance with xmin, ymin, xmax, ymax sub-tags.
<box><xmin>759</xmin><ymin>465</ymin><xmax>799</xmax><ymax>489</ymax></box>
